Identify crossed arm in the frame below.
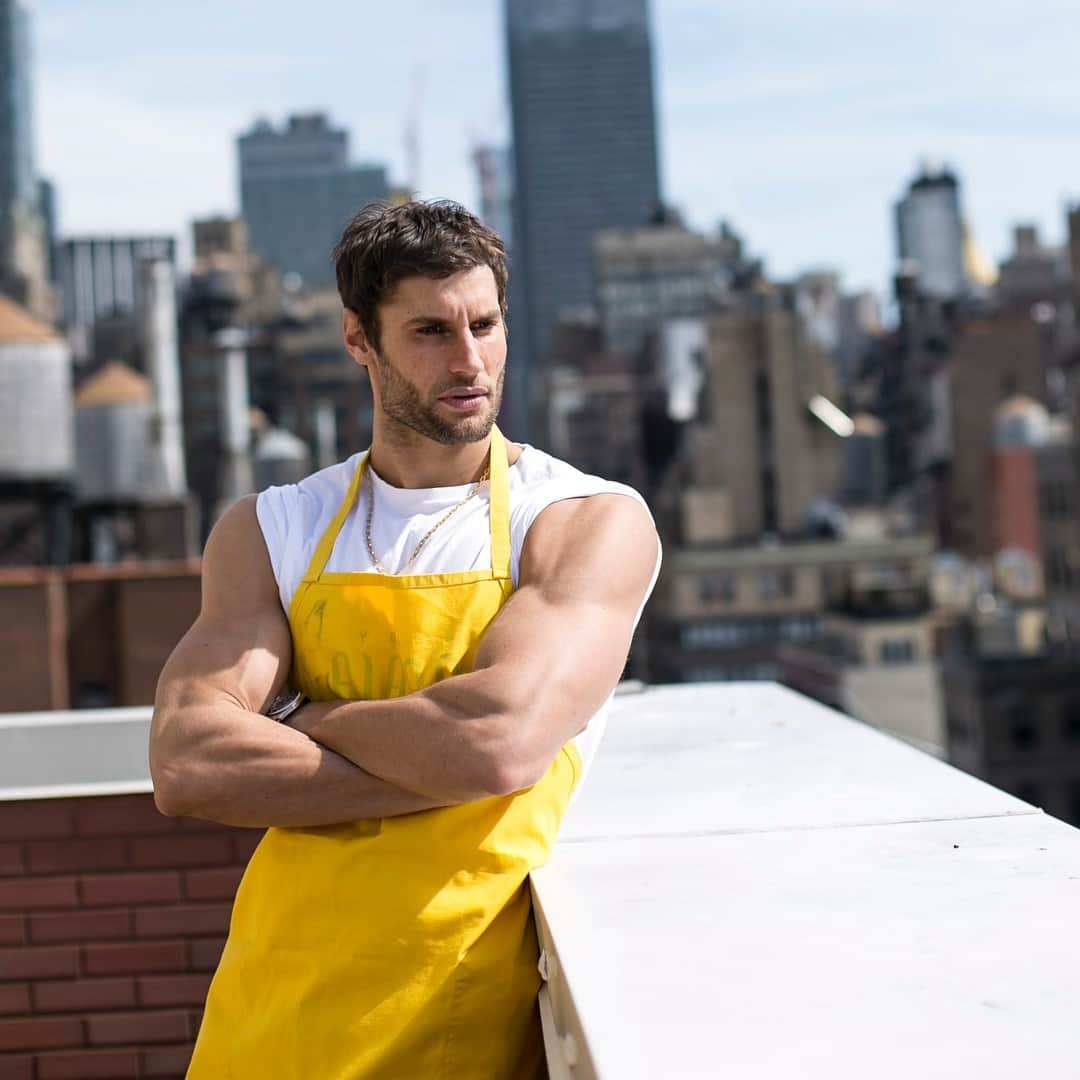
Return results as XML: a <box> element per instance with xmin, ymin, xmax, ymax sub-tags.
<box><xmin>150</xmin><ymin>491</ymin><xmax>658</xmax><ymax>828</ymax></box>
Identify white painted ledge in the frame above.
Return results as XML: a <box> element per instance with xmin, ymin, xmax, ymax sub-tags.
<box><xmin>532</xmin><ymin>683</ymin><xmax>1075</xmax><ymax>1079</ymax></box>
<box><xmin>0</xmin><ymin>707</ymin><xmax>153</xmax><ymax>801</ymax></box>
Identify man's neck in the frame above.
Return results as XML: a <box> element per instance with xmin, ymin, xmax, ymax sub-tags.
<box><xmin>367</xmin><ymin>427</ymin><xmax>517</xmax><ymax>489</ymax></box>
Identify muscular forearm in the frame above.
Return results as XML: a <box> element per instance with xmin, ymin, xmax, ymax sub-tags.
<box><xmin>290</xmin><ymin>672</ymin><xmax>567</xmax><ymax>802</ymax></box>
<box><xmin>151</xmin><ymin>702</ymin><xmax>451</xmax><ymax>828</ymax></box>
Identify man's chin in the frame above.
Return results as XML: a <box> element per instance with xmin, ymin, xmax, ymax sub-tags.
<box><xmin>429</xmin><ymin>402</ymin><xmax>499</xmax><ymax>444</ymax></box>
<box><xmin>438</xmin><ymin>414</ymin><xmax>498</xmax><ymax>445</ymax></box>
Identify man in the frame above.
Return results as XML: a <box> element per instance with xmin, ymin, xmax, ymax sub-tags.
<box><xmin>151</xmin><ymin>200</ymin><xmax>659</xmax><ymax>1078</ymax></box>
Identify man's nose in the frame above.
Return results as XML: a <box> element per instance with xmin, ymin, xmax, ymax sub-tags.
<box><xmin>448</xmin><ymin>330</ymin><xmax>485</xmax><ymax>376</ymax></box>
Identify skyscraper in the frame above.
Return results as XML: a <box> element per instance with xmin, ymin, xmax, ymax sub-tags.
<box><xmin>238</xmin><ymin>113</ymin><xmax>391</xmax><ymax>289</ymax></box>
<box><xmin>0</xmin><ymin>0</ymin><xmax>48</xmax><ymax>317</ymax></box>
<box><xmin>895</xmin><ymin>164</ymin><xmax>968</xmax><ymax>302</ymax></box>
<box><xmin>506</xmin><ymin>0</ymin><xmax>661</xmax><ymax>438</ymax></box>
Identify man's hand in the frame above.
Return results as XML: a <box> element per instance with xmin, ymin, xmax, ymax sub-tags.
<box><xmin>292</xmin><ymin>493</ymin><xmax>659</xmax><ymax>800</ymax></box>
<box><xmin>150</xmin><ymin>496</ymin><xmax>450</xmax><ymax>827</ymax></box>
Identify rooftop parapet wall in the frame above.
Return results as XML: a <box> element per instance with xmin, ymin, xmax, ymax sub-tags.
<box><xmin>2</xmin><ymin>686</ymin><xmax>1078</xmax><ymax>1077</ymax></box>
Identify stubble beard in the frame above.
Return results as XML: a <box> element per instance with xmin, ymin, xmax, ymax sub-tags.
<box><xmin>373</xmin><ymin>354</ymin><xmax>504</xmax><ymax>446</ymax></box>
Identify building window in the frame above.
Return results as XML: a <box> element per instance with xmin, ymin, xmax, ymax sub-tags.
<box><xmin>758</xmin><ymin>570</ymin><xmax>783</xmax><ymax>602</ymax></box>
<box><xmin>1047</xmin><ymin>550</ymin><xmax>1068</xmax><ymax>588</ymax></box>
<box><xmin>700</xmin><ymin>574</ymin><xmax>736</xmax><ymax>605</ymax></box>
<box><xmin>946</xmin><ymin>708</ymin><xmax>968</xmax><ymax>743</ymax></box>
<box><xmin>879</xmin><ymin>638</ymin><xmax>915</xmax><ymax>664</ymax></box>
<box><xmin>1008</xmin><ymin>708</ymin><xmax>1040</xmax><ymax>750</ymax></box>
<box><xmin>1062</xmin><ymin>700</ymin><xmax>1080</xmax><ymax>742</ymax></box>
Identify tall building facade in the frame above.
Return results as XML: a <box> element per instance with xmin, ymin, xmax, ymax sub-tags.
<box><xmin>237</xmin><ymin>113</ymin><xmax>391</xmax><ymax>289</ymax></box>
<box><xmin>895</xmin><ymin>164</ymin><xmax>967</xmax><ymax>302</ymax></box>
<box><xmin>593</xmin><ymin>220</ymin><xmax>747</xmax><ymax>357</ymax></box>
<box><xmin>506</xmin><ymin>0</ymin><xmax>661</xmax><ymax>437</ymax></box>
<box><xmin>0</xmin><ymin>0</ymin><xmax>48</xmax><ymax>317</ymax></box>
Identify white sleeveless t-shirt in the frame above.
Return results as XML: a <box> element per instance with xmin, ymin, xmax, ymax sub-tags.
<box><xmin>255</xmin><ymin>443</ymin><xmax>660</xmax><ymax>786</ymax></box>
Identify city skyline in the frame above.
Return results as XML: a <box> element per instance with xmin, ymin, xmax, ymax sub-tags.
<box><xmin>27</xmin><ymin>0</ymin><xmax>1080</xmax><ymax>299</ymax></box>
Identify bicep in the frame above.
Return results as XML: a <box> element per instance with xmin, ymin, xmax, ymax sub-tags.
<box><xmin>154</xmin><ymin>496</ymin><xmax>292</xmax><ymax>727</ymax></box>
<box><xmin>472</xmin><ymin>494</ymin><xmax>658</xmax><ymax>732</ymax></box>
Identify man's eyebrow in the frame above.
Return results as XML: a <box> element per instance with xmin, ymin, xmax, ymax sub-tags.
<box><xmin>403</xmin><ymin>310</ymin><xmax>502</xmax><ymax>327</ymax></box>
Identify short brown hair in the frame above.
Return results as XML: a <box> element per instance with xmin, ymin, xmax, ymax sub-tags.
<box><xmin>333</xmin><ymin>200</ymin><xmax>508</xmax><ymax>350</ymax></box>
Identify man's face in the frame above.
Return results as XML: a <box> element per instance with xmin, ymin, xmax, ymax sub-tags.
<box><xmin>347</xmin><ymin>265</ymin><xmax>506</xmax><ymax>445</ymax></box>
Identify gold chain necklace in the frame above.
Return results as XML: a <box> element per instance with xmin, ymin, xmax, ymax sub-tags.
<box><xmin>365</xmin><ymin>464</ymin><xmax>490</xmax><ymax>575</ymax></box>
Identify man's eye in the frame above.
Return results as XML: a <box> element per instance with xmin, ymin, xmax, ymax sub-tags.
<box><xmin>472</xmin><ymin>320</ymin><xmax>496</xmax><ymax>333</ymax></box>
<box><xmin>418</xmin><ymin>325</ymin><xmax>445</xmax><ymax>336</ymax></box>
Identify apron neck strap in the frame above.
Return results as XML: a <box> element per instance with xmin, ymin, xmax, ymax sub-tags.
<box><xmin>487</xmin><ymin>426</ymin><xmax>511</xmax><ymax>580</ymax></box>
<box><xmin>301</xmin><ymin>452</ymin><xmax>368</xmax><ymax>583</ymax></box>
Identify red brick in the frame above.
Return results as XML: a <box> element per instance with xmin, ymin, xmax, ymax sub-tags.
<box><xmin>0</xmin><ymin>1053</ymin><xmax>33</xmax><ymax>1080</ymax></box>
<box><xmin>36</xmin><ymin>1048</ymin><xmax>140</xmax><ymax>1079</ymax></box>
<box><xmin>232</xmin><ymin>831</ymin><xmax>264</xmax><ymax>861</ymax></box>
<box><xmin>87</xmin><ymin>1008</ymin><xmax>189</xmax><ymax>1046</ymax></box>
<box><xmin>135</xmin><ymin>904</ymin><xmax>231</xmax><ymax>939</ymax></box>
<box><xmin>0</xmin><ymin>945</ymin><xmax>79</xmax><ymax>981</ymax></box>
<box><xmin>0</xmin><ymin>983</ymin><xmax>29</xmax><ymax>1015</ymax></box>
<box><xmin>187</xmin><ymin>938</ymin><xmax>225</xmax><ymax>972</ymax></box>
<box><xmin>0</xmin><ymin>844</ymin><xmax>23</xmax><ymax>877</ymax></box>
<box><xmin>0</xmin><ymin>801</ymin><xmax>74</xmax><ymax>841</ymax></box>
<box><xmin>33</xmin><ymin>977</ymin><xmax>136</xmax><ymax>1014</ymax></box>
<box><xmin>30</xmin><ymin>908</ymin><xmax>131</xmax><ymax>945</ymax></box>
<box><xmin>183</xmin><ymin>866</ymin><xmax>244</xmax><ymax>902</ymax></box>
<box><xmin>26</xmin><ymin>837</ymin><xmax>128</xmax><ymax>875</ymax></box>
<box><xmin>141</xmin><ymin>1042</ymin><xmax>195</xmax><ymax>1077</ymax></box>
<box><xmin>80</xmin><ymin>871</ymin><xmax>180</xmax><ymax>907</ymax></box>
<box><xmin>137</xmin><ymin>973</ymin><xmax>212</xmax><ymax>1008</ymax></box>
<box><xmin>0</xmin><ymin>877</ymin><xmax>78</xmax><ymax>912</ymax></box>
<box><xmin>0</xmin><ymin>916</ymin><xmax>25</xmax><ymax>946</ymax></box>
<box><xmin>0</xmin><ymin>1014</ymin><xmax>82</xmax><ymax>1051</ymax></box>
<box><xmin>72</xmin><ymin>795</ymin><xmax>179</xmax><ymax>837</ymax></box>
<box><xmin>129</xmin><ymin>835</ymin><xmax>233</xmax><ymax>870</ymax></box>
<box><xmin>83</xmin><ymin>941</ymin><xmax>186</xmax><ymax>977</ymax></box>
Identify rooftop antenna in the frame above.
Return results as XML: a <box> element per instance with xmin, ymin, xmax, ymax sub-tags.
<box><xmin>404</xmin><ymin>66</ymin><xmax>426</xmax><ymax>194</ymax></box>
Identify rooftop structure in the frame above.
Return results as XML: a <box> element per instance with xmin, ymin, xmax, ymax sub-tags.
<box><xmin>55</xmin><ymin>235</ymin><xmax>176</xmax><ymax>365</ymax></box>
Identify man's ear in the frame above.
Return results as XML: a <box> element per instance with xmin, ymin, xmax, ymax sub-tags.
<box><xmin>343</xmin><ymin>309</ymin><xmax>373</xmax><ymax>368</ymax></box>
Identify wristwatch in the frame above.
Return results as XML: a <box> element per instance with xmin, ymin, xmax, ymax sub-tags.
<box><xmin>265</xmin><ymin>686</ymin><xmax>308</xmax><ymax>723</ymax></box>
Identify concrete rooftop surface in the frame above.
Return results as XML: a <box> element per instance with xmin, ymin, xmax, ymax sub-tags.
<box><xmin>3</xmin><ymin>684</ymin><xmax>1078</xmax><ymax>1078</ymax></box>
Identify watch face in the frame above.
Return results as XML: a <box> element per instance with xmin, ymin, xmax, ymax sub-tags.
<box><xmin>266</xmin><ymin>687</ymin><xmax>305</xmax><ymax>721</ymax></box>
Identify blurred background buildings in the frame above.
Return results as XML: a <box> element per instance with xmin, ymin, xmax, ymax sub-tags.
<box><xmin>2</xmin><ymin>2</ymin><xmax>1080</xmax><ymax>1072</ymax></box>
<box><xmin>2</xmin><ymin>0</ymin><xmax>1080</xmax><ymax>824</ymax></box>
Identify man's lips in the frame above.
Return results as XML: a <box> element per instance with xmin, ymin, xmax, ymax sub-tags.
<box><xmin>438</xmin><ymin>387</ymin><xmax>490</xmax><ymax>409</ymax></box>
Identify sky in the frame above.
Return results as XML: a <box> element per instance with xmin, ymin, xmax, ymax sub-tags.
<box><xmin>29</xmin><ymin>0</ymin><xmax>1080</xmax><ymax>301</ymax></box>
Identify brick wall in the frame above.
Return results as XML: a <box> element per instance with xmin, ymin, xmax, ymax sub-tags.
<box><xmin>0</xmin><ymin>793</ymin><xmax>256</xmax><ymax>1079</ymax></box>
<box><xmin>0</xmin><ymin>561</ymin><xmax>201</xmax><ymax>712</ymax></box>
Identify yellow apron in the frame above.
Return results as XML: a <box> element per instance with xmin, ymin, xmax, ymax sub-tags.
<box><xmin>188</xmin><ymin>427</ymin><xmax>581</xmax><ymax>1079</ymax></box>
